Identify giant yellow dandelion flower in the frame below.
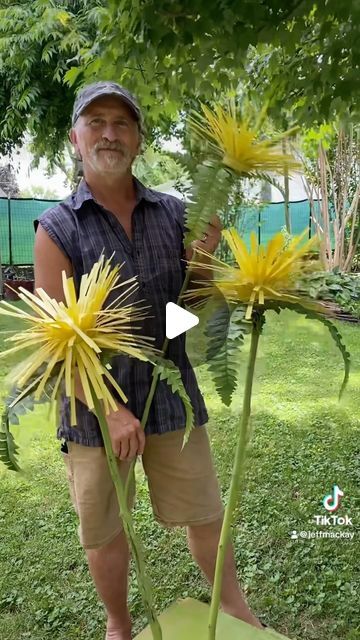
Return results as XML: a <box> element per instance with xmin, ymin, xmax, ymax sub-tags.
<box><xmin>0</xmin><ymin>256</ymin><xmax>156</xmax><ymax>424</ymax></box>
<box><xmin>189</xmin><ymin>100</ymin><xmax>300</xmax><ymax>176</ymax></box>
<box><xmin>184</xmin><ymin>228</ymin><xmax>321</xmax><ymax>319</ymax></box>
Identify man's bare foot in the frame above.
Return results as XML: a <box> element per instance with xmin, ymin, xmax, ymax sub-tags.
<box><xmin>105</xmin><ymin>618</ymin><xmax>132</xmax><ymax>640</ymax></box>
<box><xmin>222</xmin><ymin>604</ymin><xmax>264</xmax><ymax>630</ymax></box>
<box><xmin>105</xmin><ymin>628</ymin><xmax>131</xmax><ymax>640</ymax></box>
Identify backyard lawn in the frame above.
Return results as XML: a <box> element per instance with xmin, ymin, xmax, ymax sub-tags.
<box><xmin>0</xmin><ymin>308</ymin><xmax>359</xmax><ymax>640</ymax></box>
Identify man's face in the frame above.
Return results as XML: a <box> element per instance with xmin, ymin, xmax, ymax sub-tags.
<box><xmin>70</xmin><ymin>96</ymin><xmax>141</xmax><ymax>177</ymax></box>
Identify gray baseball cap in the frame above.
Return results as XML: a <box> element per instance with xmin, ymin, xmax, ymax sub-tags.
<box><xmin>71</xmin><ymin>81</ymin><xmax>142</xmax><ymax>127</ymax></box>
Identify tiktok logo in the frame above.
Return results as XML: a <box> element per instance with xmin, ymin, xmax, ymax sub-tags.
<box><xmin>323</xmin><ymin>485</ymin><xmax>344</xmax><ymax>512</ymax></box>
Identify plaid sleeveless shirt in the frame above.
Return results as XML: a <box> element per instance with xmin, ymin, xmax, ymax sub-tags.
<box><xmin>36</xmin><ymin>178</ymin><xmax>208</xmax><ymax>446</ymax></box>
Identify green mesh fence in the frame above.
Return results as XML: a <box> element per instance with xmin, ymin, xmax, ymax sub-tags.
<box><xmin>0</xmin><ymin>197</ymin><xmax>322</xmax><ymax>266</ymax></box>
<box><xmin>0</xmin><ymin>198</ymin><xmax>59</xmax><ymax>265</ymax></box>
<box><xmin>238</xmin><ymin>199</ymin><xmax>313</xmax><ymax>246</ymax></box>
<box><xmin>0</xmin><ymin>198</ymin><xmax>10</xmax><ymax>265</ymax></box>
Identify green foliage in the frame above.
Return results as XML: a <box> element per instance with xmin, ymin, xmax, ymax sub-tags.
<box><xmin>153</xmin><ymin>357</ymin><xmax>194</xmax><ymax>445</ymax></box>
<box><xmin>2</xmin><ymin>0</ymin><xmax>360</xmax><ymax>163</ymax></box>
<box><xmin>133</xmin><ymin>145</ymin><xmax>191</xmax><ymax>194</ymax></box>
<box><xmin>300</xmin><ymin>123</ymin><xmax>337</xmax><ymax>161</ymax></box>
<box><xmin>20</xmin><ymin>185</ymin><xmax>59</xmax><ymax>199</ymax></box>
<box><xmin>206</xmin><ymin>306</ymin><xmax>250</xmax><ymax>407</ymax></box>
<box><xmin>246</xmin><ymin>1</ymin><xmax>360</xmax><ymax>127</ymax></box>
<box><xmin>299</xmin><ymin>271</ymin><xmax>360</xmax><ymax>319</ymax></box>
<box><xmin>0</xmin><ymin>0</ymin><xmax>101</xmax><ymax>166</ymax></box>
<box><xmin>76</xmin><ymin>0</ymin><xmax>360</xmax><ymax>133</ymax></box>
<box><xmin>184</xmin><ymin>161</ymin><xmax>234</xmax><ymax>246</ymax></box>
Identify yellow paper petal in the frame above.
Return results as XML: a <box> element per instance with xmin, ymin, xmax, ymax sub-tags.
<box><xmin>76</xmin><ymin>358</ymin><xmax>95</xmax><ymax>410</ymax></box>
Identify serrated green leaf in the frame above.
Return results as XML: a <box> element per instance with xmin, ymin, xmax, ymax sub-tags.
<box><xmin>0</xmin><ymin>373</ymin><xmax>59</xmax><ymax>473</ymax></box>
<box><xmin>5</xmin><ymin>375</ymin><xmax>57</xmax><ymax>423</ymax></box>
<box><xmin>56</xmin><ymin>10</ymin><xmax>71</xmax><ymax>27</ymax></box>
<box><xmin>317</xmin><ymin>316</ymin><xmax>350</xmax><ymax>399</ymax></box>
<box><xmin>153</xmin><ymin>357</ymin><xmax>194</xmax><ymax>446</ymax></box>
<box><xmin>0</xmin><ymin>412</ymin><xmax>21</xmax><ymax>472</ymax></box>
<box><xmin>207</xmin><ymin>306</ymin><xmax>250</xmax><ymax>406</ymax></box>
<box><xmin>63</xmin><ymin>65</ymin><xmax>83</xmax><ymax>86</ymax></box>
<box><xmin>206</xmin><ymin>304</ymin><xmax>231</xmax><ymax>361</ymax></box>
<box><xmin>184</xmin><ymin>160</ymin><xmax>233</xmax><ymax>247</ymax></box>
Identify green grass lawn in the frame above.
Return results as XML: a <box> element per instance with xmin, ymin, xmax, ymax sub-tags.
<box><xmin>0</xmin><ymin>307</ymin><xmax>359</xmax><ymax>640</ymax></box>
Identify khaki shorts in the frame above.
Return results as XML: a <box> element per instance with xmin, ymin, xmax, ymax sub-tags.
<box><xmin>62</xmin><ymin>426</ymin><xmax>224</xmax><ymax>549</ymax></box>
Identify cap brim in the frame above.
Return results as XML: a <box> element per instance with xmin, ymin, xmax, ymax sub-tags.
<box><xmin>73</xmin><ymin>91</ymin><xmax>140</xmax><ymax>125</ymax></box>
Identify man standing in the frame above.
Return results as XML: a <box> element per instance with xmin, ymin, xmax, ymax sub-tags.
<box><xmin>34</xmin><ymin>81</ymin><xmax>264</xmax><ymax>639</ymax></box>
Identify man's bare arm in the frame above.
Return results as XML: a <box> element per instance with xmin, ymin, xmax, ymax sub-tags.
<box><xmin>34</xmin><ymin>225</ymin><xmax>73</xmax><ymax>297</ymax></box>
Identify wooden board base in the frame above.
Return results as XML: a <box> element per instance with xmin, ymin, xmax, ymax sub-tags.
<box><xmin>135</xmin><ymin>598</ymin><xmax>290</xmax><ymax>639</ymax></box>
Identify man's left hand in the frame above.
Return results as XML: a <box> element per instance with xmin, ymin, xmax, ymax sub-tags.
<box><xmin>185</xmin><ymin>214</ymin><xmax>222</xmax><ymax>262</ymax></box>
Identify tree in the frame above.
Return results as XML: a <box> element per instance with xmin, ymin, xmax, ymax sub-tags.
<box><xmin>0</xmin><ymin>164</ymin><xmax>20</xmax><ymax>197</ymax></box>
<box><xmin>72</xmin><ymin>0</ymin><xmax>360</xmax><ymax>130</ymax></box>
<box><xmin>0</xmin><ymin>0</ymin><xmax>101</xmax><ymax>165</ymax></box>
<box><xmin>1</xmin><ymin>0</ymin><xmax>359</xmax><ymax>163</ymax></box>
<box><xmin>20</xmin><ymin>185</ymin><xmax>59</xmax><ymax>199</ymax></box>
<box><xmin>133</xmin><ymin>145</ymin><xmax>191</xmax><ymax>195</ymax></box>
<box><xmin>300</xmin><ymin>123</ymin><xmax>360</xmax><ymax>272</ymax></box>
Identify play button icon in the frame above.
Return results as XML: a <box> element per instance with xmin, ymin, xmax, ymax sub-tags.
<box><xmin>166</xmin><ymin>302</ymin><xmax>199</xmax><ymax>339</ymax></box>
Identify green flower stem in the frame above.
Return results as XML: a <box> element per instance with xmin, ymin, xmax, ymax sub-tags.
<box><xmin>208</xmin><ymin>321</ymin><xmax>261</xmax><ymax>640</ymax></box>
<box><xmin>90</xmin><ymin>387</ymin><xmax>163</xmax><ymax>640</ymax></box>
<box><xmin>124</xmin><ymin>264</ymin><xmax>193</xmax><ymax>498</ymax></box>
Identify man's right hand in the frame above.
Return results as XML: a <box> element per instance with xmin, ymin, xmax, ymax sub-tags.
<box><xmin>106</xmin><ymin>404</ymin><xmax>145</xmax><ymax>460</ymax></box>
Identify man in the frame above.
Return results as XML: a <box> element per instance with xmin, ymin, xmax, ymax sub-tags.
<box><xmin>34</xmin><ymin>81</ymin><xmax>264</xmax><ymax>640</ymax></box>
